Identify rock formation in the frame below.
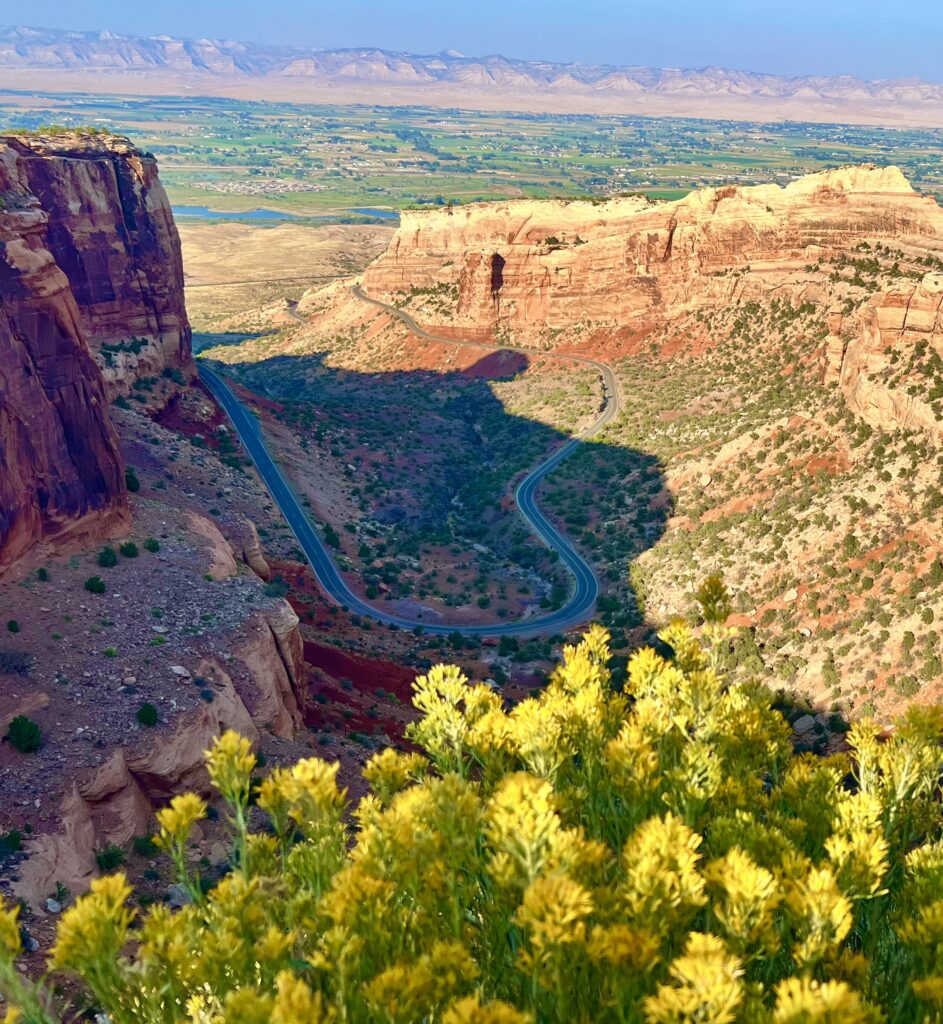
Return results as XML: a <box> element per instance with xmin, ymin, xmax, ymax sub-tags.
<box><xmin>1</xmin><ymin>132</ymin><xmax>192</xmax><ymax>396</ymax></box>
<box><xmin>361</xmin><ymin>166</ymin><xmax>943</xmax><ymax>347</ymax></box>
<box><xmin>833</xmin><ymin>273</ymin><xmax>943</xmax><ymax>439</ymax></box>
<box><xmin>0</xmin><ymin>132</ymin><xmax>191</xmax><ymax>572</ymax></box>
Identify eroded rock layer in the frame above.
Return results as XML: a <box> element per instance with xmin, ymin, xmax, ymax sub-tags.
<box><xmin>362</xmin><ymin>166</ymin><xmax>943</xmax><ymax>346</ymax></box>
<box><xmin>0</xmin><ymin>132</ymin><xmax>190</xmax><ymax>571</ymax></box>
<box><xmin>1</xmin><ymin>132</ymin><xmax>192</xmax><ymax>394</ymax></box>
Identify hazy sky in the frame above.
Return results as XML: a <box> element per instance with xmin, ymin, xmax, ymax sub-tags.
<box><xmin>16</xmin><ymin>0</ymin><xmax>943</xmax><ymax>82</ymax></box>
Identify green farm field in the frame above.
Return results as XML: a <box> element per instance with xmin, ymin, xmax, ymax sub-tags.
<box><xmin>2</xmin><ymin>90</ymin><xmax>942</xmax><ymax>221</ymax></box>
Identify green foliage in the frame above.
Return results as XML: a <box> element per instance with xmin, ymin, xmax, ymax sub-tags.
<box><xmin>695</xmin><ymin>573</ymin><xmax>732</xmax><ymax>624</ymax></box>
<box><xmin>263</xmin><ymin>576</ymin><xmax>289</xmax><ymax>598</ymax></box>
<box><xmin>5</xmin><ymin>715</ymin><xmax>41</xmax><ymax>754</ymax></box>
<box><xmin>120</xmin><ymin>542</ymin><xmax>139</xmax><ymax>559</ymax></box>
<box><xmin>5</xmin><ymin>621</ymin><xmax>18</xmax><ymax>634</ymax></box>
<box><xmin>143</xmin><ymin>538</ymin><xmax>161</xmax><ymax>553</ymax></box>
<box><xmin>84</xmin><ymin>576</ymin><xmax>106</xmax><ymax>594</ymax></box>
<box><xmin>94</xmin><ymin>844</ymin><xmax>126</xmax><ymax>872</ymax></box>
<box><xmin>136</xmin><ymin>703</ymin><xmax>158</xmax><ymax>727</ymax></box>
<box><xmin>125</xmin><ymin>467</ymin><xmax>141</xmax><ymax>493</ymax></box>
<box><xmin>0</xmin><ymin>650</ymin><xmax>32</xmax><ymax>676</ymax></box>
<box><xmin>97</xmin><ymin>547</ymin><xmax>118</xmax><ymax>568</ymax></box>
<box><xmin>36</xmin><ymin>567</ymin><xmax>49</xmax><ymax>582</ymax></box>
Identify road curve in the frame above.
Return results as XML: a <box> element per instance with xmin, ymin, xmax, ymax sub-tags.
<box><xmin>198</xmin><ymin>285</ymin><xmax>620</xmax><ymax>637</ymax></box>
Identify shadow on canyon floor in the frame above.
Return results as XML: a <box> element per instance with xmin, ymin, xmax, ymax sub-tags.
<box><xmin>198</xmin><ymin>341</ymin><xmax>671</xmax><ymax>639</ymax></box>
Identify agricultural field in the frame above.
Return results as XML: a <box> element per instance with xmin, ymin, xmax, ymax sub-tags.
<box><xmin>2</xmin><ymin>90</ymin><xmax>943</xmax><ymax>221</ymax></box>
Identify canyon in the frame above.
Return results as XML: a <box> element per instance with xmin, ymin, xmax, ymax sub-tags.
<box><xmin>225</xmin><ymin>164</ymin><xmax>943</xmax><ymax>723</ymax></box>
<box><xmin>7</xmin><ymin>136</ymin><xmax>943</xmax><ymax>928</ymax></box>
<box><xmin>0</xmin><ymin>135</ymin><xmax>318</xmax><ymax>912</ymax></box>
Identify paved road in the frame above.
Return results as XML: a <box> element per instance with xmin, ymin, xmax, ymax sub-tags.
<box><xmin>198</xmin><ymin>286</ymin><xmax>621</xmax><ymax>637</ymax></box>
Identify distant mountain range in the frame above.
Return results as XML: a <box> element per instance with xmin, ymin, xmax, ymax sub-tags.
<box><xmin>2</xmin><ymin>25</ymin><xmax>943</xmax><ymax>128</ymax></box>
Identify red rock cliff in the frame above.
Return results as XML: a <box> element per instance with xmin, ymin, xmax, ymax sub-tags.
<box><xmin>0</xmin><ymin>132</ymin><xmax>189</xmax><ymax>571</ymax></box>
<box><xmin>362</xmin><ymin>166</ymin><xmax>943</xmax><ymax>345</ymax></box>
<box><xmin>1</xmin><ymin>132</ymin><xmax>191</xmax><ymax>395</ymax></box>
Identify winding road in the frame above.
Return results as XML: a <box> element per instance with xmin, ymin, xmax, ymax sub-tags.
<box><xmin>198</xmin><ymin>284</ymin><xmax>621</xmax><ymax>637</ymax></box>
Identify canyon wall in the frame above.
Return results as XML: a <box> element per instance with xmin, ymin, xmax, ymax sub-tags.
<box><xmin>0</xmin><ymin>132</ymin><xmax>191</xmax><ymax>571</ymax></box>
<box><xmin>1</xmin><ymin>132</ymin><xmax>192</xmax><ymax>395</ymax></box>
<box><xmin>831</xmin><ymin>273</ymin><xmax>943</xmax><ymax>439</ymax></box>
<box><xmin>362</xmin><ymin>166</ymin><xmax>943</xmax><ymax>346</ymax></box>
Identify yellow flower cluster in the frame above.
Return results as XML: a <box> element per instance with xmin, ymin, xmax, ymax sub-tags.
<box><xmin>4</xmin><ymin>620</ymin><xmax>943</xmax><ymax>1023</ymax></box>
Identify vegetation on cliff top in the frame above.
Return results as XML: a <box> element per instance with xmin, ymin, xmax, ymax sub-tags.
<box><xmin>4</xmin><ymin>597</ymin><xmax>943</xmax><ymax>1022</ymax></box>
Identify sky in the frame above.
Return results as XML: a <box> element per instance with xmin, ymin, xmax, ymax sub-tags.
<box><xmin>14</xmin><ymin>0</ymin><xmax>943</xmax><ymax>83</ymax></box>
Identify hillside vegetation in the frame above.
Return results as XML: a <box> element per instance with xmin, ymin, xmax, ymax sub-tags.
<box><xmin>5</xmin><ymin>608</ymin><xmax>943</xmax><ymax>1023</ymax></box>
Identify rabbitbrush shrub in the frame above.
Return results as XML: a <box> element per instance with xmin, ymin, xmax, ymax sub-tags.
<box><xmin>5</xmin><ymin>619</ymin><xmax>943</xmax><ymax>1022</ymax></box>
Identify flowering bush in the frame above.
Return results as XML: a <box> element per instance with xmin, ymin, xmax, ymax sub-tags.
<box><xmin>3</xmin><ymin>621</ymin><xmax>943</xmax><ymax>1022</ymax></box>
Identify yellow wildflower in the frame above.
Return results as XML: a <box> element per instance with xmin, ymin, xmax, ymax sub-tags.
<box><xmin>623</xmin><ymin>814</ymin><xmax>706</xmax><ymax>933</ymax></box>
<box><xmin>271</xmin><ymin>970</ymin><xmax>332</xmax><ymax>1024</ymax></box>
<box><xmin>516</xmin><ymin>873</ymin><xmax>593</xmax><ymax>973</ymax></box>
<box><xmin>644</xmin><ymin>932</ymin><xmax>744</xmax><ymax>1024</ymax></box>
<box><xmin>205</xmin><ymin>730</ymin><xmax>256</xmax><ymax>806</ymax></box>
<box><xmin>787</xmin><ymin>867</ymin><xmax>852</xmax><ymax>966</ymax></box>
<box><xmin>154</xmin><ymin>791</ymin><xmax>207</xmax><ymax>849</ymax></box>
<box><xmin>443</xmin><ymin>995</ymin><xmax>532</xmax><ymax>1024</ymax></box>
<box><xmin>363</xmin><ymin>748</ymin><xmax>427</xmax><ymax>804</ymax></box>
<box><xmin>219</xmin><ymin>988</ymin><xmax>274</xmax><ymax>1024</ymax></box>
<box><xmin>704</xmin><ymin>848</ymin><xmax>781</xmax><ymax>957</ymax></box>
<box><xmin>0</xmin><ymin>899</ymin><xmax>21</xmax><ymax>962</ymax></box>
<box><xmin>51</xmin><ymin>873</ymin><xmax>134</xmax><ymax>972</ymax></box>
<box><xmin>772</xmin><ymin>977</ymin><xmax>875</xmax><ymax>1024</ymax></box>
<box><xmin>486</xmin><ymin>773</ymin><xmax>559</xmax><ymax>887</ymax></box>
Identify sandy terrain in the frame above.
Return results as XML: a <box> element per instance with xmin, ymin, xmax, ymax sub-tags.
<box><xmin>179</xmin><ymin>222</ymin><xmax>393</xmax><ymax>327</ymax></box>
<box><xmin>4</xmin><ymin>69</ymin><xmax>943</xmax><ymax>129</ymax></box>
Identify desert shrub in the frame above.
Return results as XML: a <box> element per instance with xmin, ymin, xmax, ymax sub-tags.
<box><xmin>124</xmin><ymin>467</ymin><xmax>141</xmax><ymax>492</ymax></box>
<box><xmin>5</xmin><ymin>621</ymin><xmax>18</xmax><ymax>634</ymax></box>
<box><xmin>143</xmin><ymin>537</ymin><xmax>160</xmax><ymax>553</ymax></box>
<box><xmin>36</xmin><ymin>567</ymin><xmax>49</xmax><ymax>581</ymax></box>
<box><xmin>5</xmin><ymin>715</ymin><xmax>41</xmax><ymax>753</ymax></box>
<box><xmin>6</xmin><ymin>623</ymin><xmax>943</xmax><ymax>1021</ymax></box>
<box><xmin>84</xmin><ymin>576</ymin><xmax>106</xmax><ymax>594</ymax></box>
<box><xmin>131</xmin><ymin>834</ymin><xmax>158</xmax><ymax>858</ymax></box>
<box><xmin>97</xmin><ymin>547</ymin><xmax>118</xmax><ymax>568</ymax></box>
<box><xmin>0</xmin><ymin>650</ymin><xmax>32</xmax><ymax>677</ymax></box>
<box><xmin>120</xmin><ymin>542</ymin><xmax>139</xmax><ymax>559</ymax></box>
<box><xmin>136</xmin><ymin>703</ymin><xmax>158</xmax><ymax>727</ymax></box>
<box><xmin>94</xmin><ymin>844</ymin><xmax>125</xmax><ymax>872</ymax></box>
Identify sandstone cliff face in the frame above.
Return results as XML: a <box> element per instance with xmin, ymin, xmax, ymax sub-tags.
<box><xmin>1</xmin><ymin>132</ymin><xmax>192</xmax><ymax>396</ymax></box>
<box><xmin>0</xmin><ymin>167</ymin><xmax>128</xmax><ymax>569</ymax></box>
<box><xmin>362</xmin><ymin>166</ymin><xmax>943</xmax><ymax>345</ymax></box>
<box><xmin>12</xmin><ymin>594</ymin><xmax>309</xmax><ymax>907</ymax></box>
<box><xmin>831</xmin><ymin>273</ymin><xmax>943</xmax><ymax>439</ymax></box>
<box><xmin>0</xmin><ymin>132</ymin><xmax>190</xmax><ymax>571</ymax></box>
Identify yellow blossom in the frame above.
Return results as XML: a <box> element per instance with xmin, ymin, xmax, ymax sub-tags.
<box><xmin>154</xmin><ymin>791</ymin><xmax>207</xmax><ymax>849</ymax></box>
<box><xmin>0</xmin><ymin>900</ymin><xmax>21</xmax><ymax>961</ymax></box>
<box><xmin>271</xmin><ymin>970</ymin><xmax>332</xmax><ymax>1024</ymax></box>
<box><xmin>772</xmin><ymin>977</ymin><xmax>875</xmax><ymax>1024</ymax></box>
<box><xmin>50</xmin><ymin>873</ymin><xmax>134</xmax><ymax>972</ymax></box>
<box><xmin>205</xmin><ymin>730</ymin><xmax>256</xmax><ymax>806</ymax></box>
<box><xmin>443</xmin><ymin>995</ymin><xmax>532</xmax><ymax>1024</ymax></box>
<box><xmin>644</xmin><ymin>932</ymin><xmax>744</xmax><ymax>1024</ymax></box>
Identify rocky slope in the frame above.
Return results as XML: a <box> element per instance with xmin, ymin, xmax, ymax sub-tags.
<box><xmin>360</xmin><ymin>166</ymin><xmax>943</xmax><ymax>348</ymax></box>
<box><xmin>0</xmin><ymin>131</ymin><xmax>192</xmax><ymax>572</ymax></box>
